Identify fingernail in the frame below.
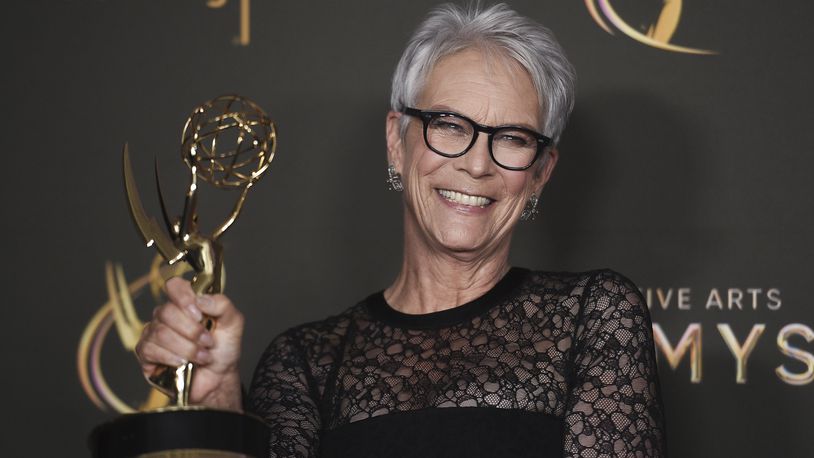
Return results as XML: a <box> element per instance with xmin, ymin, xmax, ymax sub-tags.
<box><xmin>186</xmin><ymin>304</ymin><xmax>203</xmax><ymax>321</ymax></box>
<box><xmin>198</xmin><ymin>332</ymin><xmax>214</xmax><ymax>347</ymax></box>
<box><xmin>176</xmin><ymin>356</ymin><xmax>188</xmax><ymax>366</ymax></box>
<box><xmin>196</xmin><ymin>349</ymin><xmax>211</xmax><ymax>364</ymax></box>
<box><xmin>197</xmin><ymin>295</ymin><xmax>214</xmax><ymax>310</ymax></box>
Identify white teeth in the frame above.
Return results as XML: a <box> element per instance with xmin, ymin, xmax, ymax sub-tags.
<box><xmin>437</xmin><ymin>189</ymin><xmax>492</xmax><ymax>207</ymax></box>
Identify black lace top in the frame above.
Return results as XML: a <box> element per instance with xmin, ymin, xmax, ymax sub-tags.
<box><xmin>247</xmin><ymin>268</ymin><xmax>666</xmax><ymax>457</ymax></box>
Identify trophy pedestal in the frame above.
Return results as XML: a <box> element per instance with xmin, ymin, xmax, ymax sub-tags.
<box><xmin>89</xmin><ymin>407</ymin><xmax>269</xmax><ymax>457</ymax></box>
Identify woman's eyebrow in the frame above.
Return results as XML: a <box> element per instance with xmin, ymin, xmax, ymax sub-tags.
<box><xmin>427</xmin><ymin>104</ymin><xmax>541</xmax><ymax>131</ymax></box>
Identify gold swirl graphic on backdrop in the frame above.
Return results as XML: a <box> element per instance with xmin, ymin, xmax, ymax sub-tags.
<box><xmin>585</xmin><ymin>0</ymin><xmax>716</xmax><ymax>55</ymax></box>
<box><xmin>207</xmin><ymin>0</ymin><xmax>251</xmax><ymax>46</ymax></box>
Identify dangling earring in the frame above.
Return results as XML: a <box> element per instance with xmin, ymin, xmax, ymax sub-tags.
<box><xmin>520</xmin><ymin>194</ymin><xmax>539</xmax><ymax>221</ymax></box>
<box><xmin>386</xmin><ymin>164</ymin><xmax>403</xmax><ymax>192</ymax></box>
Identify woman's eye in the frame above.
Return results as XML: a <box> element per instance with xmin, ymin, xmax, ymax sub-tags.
<box><xmin>431</xmin><ymin>119</ymin><xmax>467</xmax><ymax>134</ymax></box>
<box><xmin>435</xmin><ymin>120</ymin><xmax>462</xmax><ymax>130</ymax></box>
<box><xmin>495</xmin><ymin>133</ymin><xmax>532</xmax><ymax>147</ymax></box>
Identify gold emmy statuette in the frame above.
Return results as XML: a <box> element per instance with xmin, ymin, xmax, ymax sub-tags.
<box><xmin>89</xmin><ymin>95</ymin><xmax>275</xmax><ymax>458</ymax></box>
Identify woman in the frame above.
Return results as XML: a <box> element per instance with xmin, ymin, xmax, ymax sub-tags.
<box><xmin>136</xmin><ymin>3</ymin><xmax>666</xmax><ymax>457</ymax></box>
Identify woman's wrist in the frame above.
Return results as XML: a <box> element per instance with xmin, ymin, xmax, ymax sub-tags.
<box><xmin>200</xmin><ymin>370</ymin><xmax>243</xmax><ymax>412</ymax></box>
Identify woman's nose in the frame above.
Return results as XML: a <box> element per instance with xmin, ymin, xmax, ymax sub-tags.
<box><xmin>454</xmin><ymin>133</ymin><xmax>493</xmax><ymax>178</ymax></box>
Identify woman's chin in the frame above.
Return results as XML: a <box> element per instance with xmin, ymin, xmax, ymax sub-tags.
<box><xmin>431</xmin><ymin>227</ymin><xmax>495</xmax><ymax>256</ymax></box>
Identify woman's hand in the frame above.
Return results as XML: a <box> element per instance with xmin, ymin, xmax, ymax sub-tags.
<box><xmin>135</xmin><ymin>277</ymin><xmax>245</xmax><ymax>411</ymax></box>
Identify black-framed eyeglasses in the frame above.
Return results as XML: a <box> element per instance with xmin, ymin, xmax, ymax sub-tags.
<box><xmin>402</xmin><ymin>107</ymin><xmax>551</xmax><ymax>171</ymax></box>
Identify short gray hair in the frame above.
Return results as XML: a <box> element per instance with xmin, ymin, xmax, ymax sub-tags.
<box><xmin>390</xmin><ymin>2</ymin><xmax>576</xmax><ymax>144</ymax></box>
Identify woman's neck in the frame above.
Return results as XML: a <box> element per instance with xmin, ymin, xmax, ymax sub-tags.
<box><xmin>384</xmin><ymin>222</ymin><xmax>512</xmax><ymax>315</ymax></box>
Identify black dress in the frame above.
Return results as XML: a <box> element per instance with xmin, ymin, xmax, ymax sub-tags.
<box><xmin>247</xmin><ymin>268</ymin><xmax>667</xmax><ymax>457</ymax></box>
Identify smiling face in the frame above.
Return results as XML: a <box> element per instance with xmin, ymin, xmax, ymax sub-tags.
<box><xmin>387</xmin><ymin>48</ymin><xmax>558</xmax><ymax>259</ymax></box>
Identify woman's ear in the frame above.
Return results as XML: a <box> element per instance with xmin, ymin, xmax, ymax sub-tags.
<box><xmin>533</xmin><ymin>147</ymin><xmax>559</xmax><ymax>195</ymax></box>
<box><xmin>385</xmin><ymin>110</ymin><xmax>404</xmax><ymax>173</ymax></box>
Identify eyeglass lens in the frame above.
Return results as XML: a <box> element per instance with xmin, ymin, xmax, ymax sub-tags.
<box><xmin>426</xmin><ymin>113</ymin><xmax>538</xmax><ymax>169</ymax></box>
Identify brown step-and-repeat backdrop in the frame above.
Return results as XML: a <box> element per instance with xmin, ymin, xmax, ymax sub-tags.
<box><xmin>3</xmin><ymin>1</ymin><xmax>812</xmax><ymax>456</ymax></box>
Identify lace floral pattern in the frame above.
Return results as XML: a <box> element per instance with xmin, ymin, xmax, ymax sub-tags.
<box><xmin>248</xmin><ymin>269</ymin><xmax>666</xmax><ymax>457</ymax></box>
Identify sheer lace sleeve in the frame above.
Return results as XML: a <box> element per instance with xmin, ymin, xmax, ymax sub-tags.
<box><xmin>563</xmin><ymin>270</ymin><xmax>666</xmax><ymax>457</ymax></box>
<box><xmin>247</xmin><ymin>327</ymin><xmax>321</xmax><ymax>458</ymax></box>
